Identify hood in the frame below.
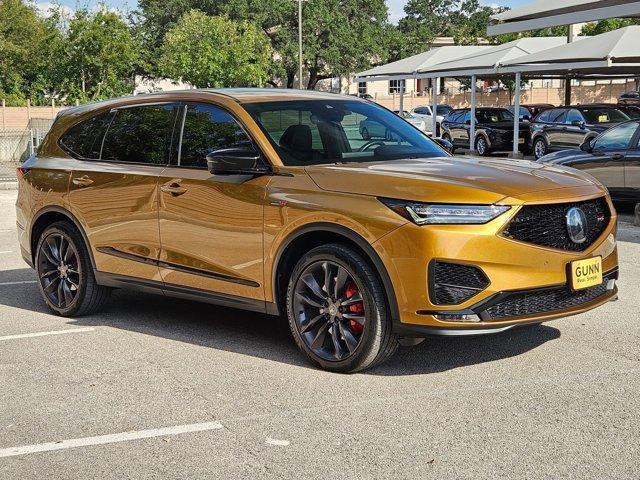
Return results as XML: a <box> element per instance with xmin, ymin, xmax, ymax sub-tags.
<box><xmin>305</xmin><ymin>156</ymin><xmax>603</xmax><ymax>205</ymax></box>
<box><xmin>538</xmin><ymin>149</ymin><xmax>585</xmax><ymax>165</ymax></box>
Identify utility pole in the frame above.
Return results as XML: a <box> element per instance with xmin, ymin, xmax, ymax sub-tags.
<box><xmin>298</xmin><ymin>0</ymin><xmax>303</xmax><ymax>89</ymax></box>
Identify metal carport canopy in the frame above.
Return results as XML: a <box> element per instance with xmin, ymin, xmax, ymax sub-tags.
<box><xmin>353</xmin><ymin>46</ymin><xmax>490</xmax><ymax>82</ymax></box>
<box><xmin>499</xmin><ymin>25</ymin><xmax>640</xmax><ymax>75</ymax></box>
<box><xmin>487</xmin><ymin>0</ymin><xmax>640</xmax><ymax>36</ymax></box>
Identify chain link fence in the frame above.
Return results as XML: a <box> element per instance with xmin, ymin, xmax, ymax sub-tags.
<box><xmin>0</xmin><ymin>119</ymin><xmax>54</xmax><ymax>182</ymax></box>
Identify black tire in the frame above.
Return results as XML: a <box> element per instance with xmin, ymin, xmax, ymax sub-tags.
<box><xmin>475</xmin><ymin>136</ymin><xmax>491</xmax><ymax>156</ymax></box>
<box><xmin>35</xmin><ymin>221</ymin><xmax>110</xmax><ymax>316</ymax></box>
<box><xmin>533</xmin><ymin>137</ymin><xmax>548</xmax><ymax>160</ymax></box>
<box><xmin>442</xmin><ymin>133</ymin><xmax>455</xmax><ymax>153</ymax></box>
<box><xmin>286</xmin><ymin>243</ymin><xmax>398</xmax><ymax>373</ymax></box>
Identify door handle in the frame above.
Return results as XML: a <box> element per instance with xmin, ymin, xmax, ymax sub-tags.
<box><xmin>72</xmin><ymin>175</ymin><xmax>94</xmax><ymax>187</ymax></box>
<box><xmin>160</xmin><ymin>180</ymin><xmax>187</xmax><ymax>196</ymax></box>
<box><xmin>610</xmin><ymin>153</ymin><xmax>624</xmax><ymax>160</ymax></box>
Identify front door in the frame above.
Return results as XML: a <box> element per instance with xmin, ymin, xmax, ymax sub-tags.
<box><xmin>157</xmin><ymin>103</ymin><xmax>268</xmax><ymax>302</ymax></box>
<box><xmin>570</xmin><ymin>122</ymin><xmax>638</xmax><ymax>198</ymax></box>
<box><xmin>68</xmin><ymin>103</ymin><xmax>178</xmax><ymax>281</ymax></box>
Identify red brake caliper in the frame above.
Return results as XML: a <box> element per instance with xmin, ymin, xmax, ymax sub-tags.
<box><xmin>344</xmin><ymin>281</ymin><xmax>364</xmax><ymax>334</ymax></box>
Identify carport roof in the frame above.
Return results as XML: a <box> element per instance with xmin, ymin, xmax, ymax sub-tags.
<box><xmin>354</xmin><ymin>46</ymin><xmax>490</xmax><ymax>81</ymax></box>
<box><xmin>415</xmin><ymin>36</ymin><xmax>568</xmax><ymax>78</ymax></box>
<box><xmin>500</xmin><ymin>25</ymin><xmax>640</xmax><ymax>75</ymax></box>
<box><xmin>487</xmin><ymin>0</ymin><xmax>640</xmax><ymax>35</ymax></box>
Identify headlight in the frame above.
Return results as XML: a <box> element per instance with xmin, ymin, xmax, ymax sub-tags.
<box><xmin>380</xmin><ymin>198</ymin><xmax>510</xmax><ymax>225</ymax></box>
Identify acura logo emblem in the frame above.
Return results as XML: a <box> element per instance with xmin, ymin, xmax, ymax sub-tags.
<box><xmin>566</xmin><ymin>207</ymin><xmax>588</xmax><ymax>244</ymax></box>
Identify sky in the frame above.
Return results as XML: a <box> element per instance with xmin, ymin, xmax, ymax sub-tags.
<box><xmin>36</xmin><ymin>0</ymin><xmax>531</xmax><ymax>22</ymax></box>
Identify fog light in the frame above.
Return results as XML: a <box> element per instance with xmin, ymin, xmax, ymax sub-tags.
<box><xmin>606</xmin><ymin>279</ymin><xmax>616</xmax><ymax>290</ymax></box>
<box><xmin>434</xmin><ymin>313</ymin><xmax>481</xmax><ymax>322</ymax></box>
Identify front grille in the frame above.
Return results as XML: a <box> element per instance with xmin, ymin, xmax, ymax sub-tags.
<box><xmin>431</xmin><ymin>261</ymin><xmax>490</xmax><ymax>305</ymax></box>
<box><xmin>502</xmin><ymin>197</ymin><xmax>610</xmax><ymax>251</ymax></box>
<box><xmin>482</xmin><ymin>271</ymin><xmax>616</xmax><ymax>320</ymax></box>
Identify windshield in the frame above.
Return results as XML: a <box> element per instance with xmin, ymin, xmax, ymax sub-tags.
<box><xmin>580</xmin><ymin>108</ymin><xmax>630</xmax><ymax>124</ymax></box>
<box><xmin>476</xmin><ymin>109</ymin><xmax>514</xmax><ymax>123</ymax></box>
<box><xmin>244</xmin><ymin>99</ymin><xmax>446</xmax><ymax>166</ymax></box>
<box><xmin>436</xmin><ymin>105</ymin><xmax>452</xmax><ymax>115</ymax></box>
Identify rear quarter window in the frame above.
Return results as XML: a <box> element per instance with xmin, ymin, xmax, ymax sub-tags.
<box><xmin>59</xmin><ymin>111</ymin><xmax>113</xmax><ymax>159</ymax></box>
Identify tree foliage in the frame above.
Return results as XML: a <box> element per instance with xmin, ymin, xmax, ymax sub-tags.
<box><xmin>159</xmin><ymin>10</ymin><xmax>272</xmax><ymax>88</ymax></box>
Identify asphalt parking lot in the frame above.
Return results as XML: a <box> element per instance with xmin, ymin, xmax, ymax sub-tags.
<box><xmin>0</xmin><ymin>189</ymin><xmax>638</xmax><ymax>479</ymax></box>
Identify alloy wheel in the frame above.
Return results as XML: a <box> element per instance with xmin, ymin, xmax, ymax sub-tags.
<box><xmin>292</xmin><ymin>260</ymin><xmax>366</xmax><ymax>362</ymax></box>
<box><xmin>476</xmin><ymin>138</ymin><xmax>486</xmax><ymax>155</ymax></box>
<box><xmin>534</xmin><ymin>139</ymin><xmax>547</xmax><ymax>159</ymax></box>
<box><xmin>37</xmin><ymin>233</ymin><xmax>80</xmax><ymax>309</ymax></box>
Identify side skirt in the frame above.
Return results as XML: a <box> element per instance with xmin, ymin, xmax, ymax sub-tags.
<box><xmin>94</xmin><ymin>271</ymin><xmax>275</xmax><ymax>315</ymax></box>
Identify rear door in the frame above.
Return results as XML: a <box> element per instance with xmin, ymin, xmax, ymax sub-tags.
<box><xmin>156</xmin><ymin>102</ymin><xmax>267</xmax><ymax>302</ymax></box>
<box><xmin>624</xmin><ymin>123</ymin><xmax>640</xmax><ymax>202</ymax></box>
<box><xmin>68</xmin><ymin>103</ymin><xmax>178</xmax><ymax>281</ymax></box>
<box><xmin>546</xmin><ymin>109</ymin><xmax>568</xmax><ymax>148</ymax></box>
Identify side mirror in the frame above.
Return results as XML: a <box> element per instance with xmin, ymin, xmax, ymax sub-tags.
<box><xmin>433</xmin><ymin>137</ymin><xmax>453</xmax><ymax>153</ymax></box>
<box><xmin>571</xmin><ymin>120</ymin><xmax>585</xmax><ymax>127</ymax></box>
<box><xmin>523</xmin><ymin>115</ymin><xmax>531</xmax><ymax>122</ymax></box>
<box><xmin>580</xmin><ymin>139</ymin><xmax>594</xmax><ymax>152</ymax></box>
<box><xmin>206</xmin><ymin>147</ymin><xmax>269</xmax><ymax>175</ymax></box>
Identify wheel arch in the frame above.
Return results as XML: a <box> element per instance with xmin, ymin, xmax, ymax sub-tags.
<box><xmin>270</xmin><ymin>223</ymin><xmax>400</xmax><ymax>325</ymax></box>
<box><xmin>30</xmin><ymin>206</ymin><xmax>95</xmax><ymax>270</ymax></box>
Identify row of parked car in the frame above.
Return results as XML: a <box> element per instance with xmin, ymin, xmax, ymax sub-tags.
<box><xmin>379</xmin><ymin>102</ymin><xmax>639</xmax><ymax>205</ymax></box>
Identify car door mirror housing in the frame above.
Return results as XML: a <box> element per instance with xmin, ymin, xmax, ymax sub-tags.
<box><xmin>571</xmin><ymin>120</ymin><xmax>585</xmax><ymax>127</ymax></box>
<box><xmin>580</xmin><ymin>139</ymin><xmax>594</xmax><ymax>152</ymax></box>
<box><xmin>206</xmin><ymin>148</ymin><xmax>269</xmax><ymax>175</ymax></box>
<box><xmin>433</xmin><ymin>137</ymin><xmax>453</xmax><ymax>153</ymax></box>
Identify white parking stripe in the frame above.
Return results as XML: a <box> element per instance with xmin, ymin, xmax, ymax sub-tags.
<box><xmin>0</xmin><ymin>422</ymin><xmax>224</xmax><ymax>458</ymax></box>
<box><xmin>0</xmin><ymin>328</ymin><xmax>95</xmax><ymax>341</ymax></box>
<box><xmin>0</xmin><ymin>251</ymin><xmax>13</xmax><ymax>254</ymax></box>
<box><xmin>0</xmin><ymin>280</ymin><xmax>37</xmax><ymax>286</ymax></box>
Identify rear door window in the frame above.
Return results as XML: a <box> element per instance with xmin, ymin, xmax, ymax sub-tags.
<box><xmin>535</xmin><ymin>110</ymin><xmax>551</xmax><ymax>123</ymax></box>
<box><xmin>101</xmin><ymin>104</ymin><xmax>177</xmax><ymax>165</ymax></box>
<box><xmin>565</xmin><ymin>109</ymin><xmax>584</xmax><ymax>124</ymax></box>
<box><xmin>176</xmin><ymin>104</ymin><xmax>254</xmax><ymax>169</ymax></box>
<box><xmin>60</xmin><ymin>111</ymin><xmax>113</xmax><ymax>160</ymax></box>
<box><xmin>548</xmin><ymin>109</ymin><xmax>567</xmax><ymax>124</ymax></box>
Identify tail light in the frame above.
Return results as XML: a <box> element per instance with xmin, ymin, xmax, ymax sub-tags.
<box><xmin>16</xmin><ymin>167</ymin><xmax>30</xmax><ymax>179</ymax></box>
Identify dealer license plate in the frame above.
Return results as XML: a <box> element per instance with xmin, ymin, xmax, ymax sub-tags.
<box><xmin>570</xmin><ymin>256</ymin><xmax>602</xmax><ymax>290</ymax></box>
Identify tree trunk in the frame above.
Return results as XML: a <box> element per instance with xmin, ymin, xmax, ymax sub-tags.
<box><xmin>307</xmin><ymin>70</ymin><xmax>318</xmax><ymax>90</ymax></box>
<box><xmin>286</xmin><ymin>71</ymin><xmax>296</xmax><ymax>89</ymax></box>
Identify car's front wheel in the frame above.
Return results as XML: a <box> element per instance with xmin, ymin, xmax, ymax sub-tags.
<box><xmin>286</xmin><ymin>244</ymin><xmax>398</xmax><ymax>373</ymax></box>
<box><xmin>533</xmin><ymin>137</ymin><xmax>548</xmax><ymax>159</ymax></box>
<box><xmin>35</xmin><ymin>221</ymin><xmax>110</xmax><ymax>317</ymax></box>
<box><xmin>475</xmin><ymin>136</ymin><xmax>490</xmax><ymax>156</ymax></box>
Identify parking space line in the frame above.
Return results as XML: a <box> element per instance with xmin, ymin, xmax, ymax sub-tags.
<box><xmin>0</xmin><ymin>251</ymin><xmax>13</xmax><ymax>254</ymax></box>
<box><xmin>0</xmin><ymin>280</ymin><xmax>37</xmax><ymax>286</ymax></box>
<box><xmin>0</xmin><ymin>422</ymin><xmax>224</xmax><ymax>458</ymax></box>
<box><xmin>0</xmin><ymin>328</ymin><xmax>95</xmax><ymax>341</ymax></box>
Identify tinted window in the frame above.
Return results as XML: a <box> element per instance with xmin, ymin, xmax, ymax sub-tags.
<box><xmin>580</xmin><ymin>108</ymin><xmax>629</xmax><ymax>124</ymax></box>
<box><xmin>549</xmin><ymin>109</ymin><xmax>567</xmax><ymax>123</ymax></box>
<box><xmin>178</xmin><ymin>104</ymin><xmax>254</xmax><ymax>168</ymax></box>
<box><xmin>620</xmin><ymin>106</ymin><xmax>640</xmax><ymax>119</ymax></box>
<box><xmin>535</xmin><ymin>110</ymin><xmax>551</xmax><ymax>123</ymax></box>
<box><xmin>592</xmin><ymin>122</ymin><xmax>639</xmax><ymax>150</ymax></box>
<box><xmin>101</xmin><ymin>104</ymin><xmax>176</xmax><ymax>164</ymax></box>
<box><xmin>476</xmin><ymin>109</ymin><xmax>514</xmax><ymax>123</ymax></box>
<box><xmin>60</xmin><ymin>111</ymin><xmax>113</xmax><ymax>159</ymax></box>
<box><xmin>436</xmin><ymin>105</ymin><xmax>452</xmax><ymax>115</ymax></box>
<box><xmin>462</xmin><ymin>111</ymin><xmax>471</xmax><ymax>123</ymax></box>
<box><xmin>565</xmin><ymin>109</ymin><xmax>584</xmax><ymax>124</ymax></box>
<box><xmin>446</xmin><ymin>111</ymin><xmax>463</xmax><ymax>122</ymax></box>
<box><xmin>244</xmin><ymin>100</ymin><xmax>446</xmax><ymax>166</ymax></box>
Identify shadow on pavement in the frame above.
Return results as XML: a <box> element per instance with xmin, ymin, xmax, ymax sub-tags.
<box><xmin>0</xmin><ymin>267</ymin><xmax>560</xmax><ymax>375</ymax></box>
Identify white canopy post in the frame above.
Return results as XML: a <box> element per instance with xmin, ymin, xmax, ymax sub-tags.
<box><xmin>470</xmin><ymin>74</ymin><xmax>477</xmax><ymax>151</ymax></box>
<box><xmin>398</xmin><ymin>81</ymin><xmax>405</xmax><ymax>114</ymax></box>
<box><xmin>512</xmin><ymin>71</ymin><xmax>522</xmax><ymax>157</ymax></box>
<box><xmin>432</xmin><ymin>77</ymin><xmax>439</xmax><ymax>137</ymax></box>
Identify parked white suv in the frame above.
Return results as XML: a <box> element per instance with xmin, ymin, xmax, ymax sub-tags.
<box><xmin>410</xmin><ymin>104</ymin><xmax>453</xmax><ymax>136</ymax></box>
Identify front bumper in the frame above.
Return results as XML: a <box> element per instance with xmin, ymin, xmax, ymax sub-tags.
<box><xmin>372</xmin><ymin>191</ymin><xmax>619</xmax><ymax>336</ymax></box>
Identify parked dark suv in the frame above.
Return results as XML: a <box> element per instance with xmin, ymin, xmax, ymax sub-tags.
<box><xmin>538</xmin><ymin>119</ymin><xmax>640</xmax><ymax>204</ymax></box>
<box><xmin>441</xmin><ymin>107</ymin><xmax>530</xmax><ymax>156</ymax></box>
<box><xmin>531</xmin><ymin>105</ymin><xmax>630</xmax><ymax>159</ymax></box>
<box><xmin>619</xmin><ymin>91</ymin><xmax>640</xmax><ymax>105</ymax></box>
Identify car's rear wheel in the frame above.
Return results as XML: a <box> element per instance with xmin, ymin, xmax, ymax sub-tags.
<box><xmin>286</xmin><ymin>244</ymin><xmax>398</xmax><ymax>373</ymax></box>
<box><xmin>35</xmin><ymin>222</ymin><xmax>110</xmax><ymax>317</ymax></box>
<box><xmin>533</xmin><ymin>137</ymin><xmax>548</xmax><ymax>159</ymax></box>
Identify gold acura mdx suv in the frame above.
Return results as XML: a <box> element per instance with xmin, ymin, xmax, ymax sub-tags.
<box><xmin>16</xmin><ymin>89</ymin><xmax>618</xmax><ymax>372</ymax></box>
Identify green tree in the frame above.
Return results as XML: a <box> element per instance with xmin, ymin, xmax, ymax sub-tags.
<box><xmin>158</xmin><ymin>10</ymin><xmax>273</xmax><ymax>88</ymax></box>
<box><xmin>581</xmin><ymin>18</ymin><xmax>639</xmax><ymax>36</ymax></box>
<box><xmin>64</xmin><ymin>9</ymin><xmax>142</xmax><ymax>102</ymax></box>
